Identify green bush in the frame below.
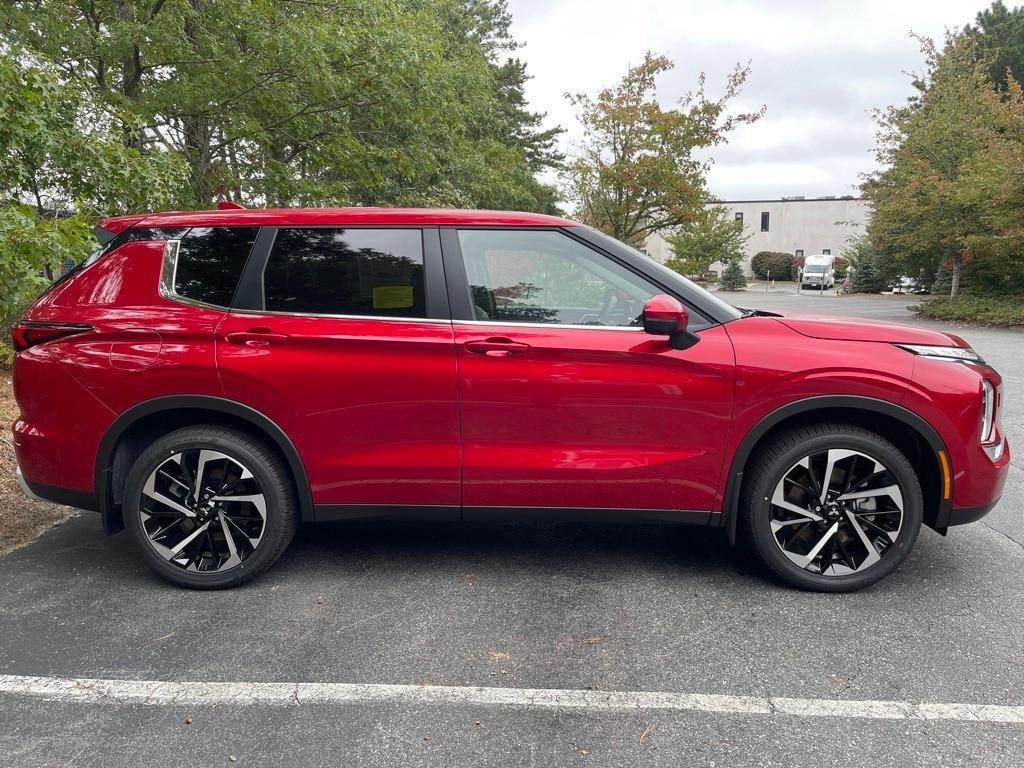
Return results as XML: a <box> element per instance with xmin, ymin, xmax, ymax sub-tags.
<box><xmin>912</xmin><ymin>296</ymin><xmax>1024</xmax><ymax>325</ymax></box>
<box><xmin>719</xmin><ymin>261</ymin><xmax>747</xmax><ymax>291</ymax></box>
<box><xmin>750</xmin><ymin>251</ymin><xmax>794</xmax><ymax>280</ymax></box>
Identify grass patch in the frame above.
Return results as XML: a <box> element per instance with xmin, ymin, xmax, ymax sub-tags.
<box><xmin>0</xmin><ymin>366</ymin><xmax>75</xmax><ymax>553</ymax></box>
<box><xmin>911</xmin><ymin>296</ymin><xmax>1024</xmax><ymax>326</ymax></box>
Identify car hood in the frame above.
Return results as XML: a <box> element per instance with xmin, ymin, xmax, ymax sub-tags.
<box><xmin>773</xmin><ymin>313</ymin><xmax>968</xmax><ymax>346</ymax></box>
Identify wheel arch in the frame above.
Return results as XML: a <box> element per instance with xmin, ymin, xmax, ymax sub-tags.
<box><xmin>95</xmin><ymin>395</ymin><xmax>314</xmax><ymax>532</ymax></box>
<box><xmin>720</xmin><ymin>395</ymin><xmax>951</xmax><ymax>544</ymax></box>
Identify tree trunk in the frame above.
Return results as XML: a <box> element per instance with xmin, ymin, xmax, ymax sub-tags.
<box><xmin>950</xmin><ymin>251</ymin><xmax>962</xmax><ymax>298</ymax></box>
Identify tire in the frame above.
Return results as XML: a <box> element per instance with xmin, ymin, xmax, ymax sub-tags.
<box><xmin>740</xmin><ymin>422</ymin><xmax>923</xmax><ymax>592</ymax></box>
<box><xmin>123</xmin><ymin>424</ymin><xmax>298</xmax><ymax>589</ymax></box>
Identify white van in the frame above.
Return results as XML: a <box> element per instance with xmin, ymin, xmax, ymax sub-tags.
<box><xmin>801</xmin><ymin>254</ymin><xmax>835</xmax><ymax>290</ymax></box>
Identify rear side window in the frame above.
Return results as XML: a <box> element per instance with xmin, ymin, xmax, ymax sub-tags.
<box><xmin>174</xmin><ymin>227</ymin><xmax>258</xmax><ymax>307</ymax></box>
<box><xmin>264</xmin><ymin>228</ymin><xmax>425</xmax><ymax>317</ymax></box>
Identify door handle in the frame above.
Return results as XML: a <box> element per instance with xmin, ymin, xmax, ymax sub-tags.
<box><xmin>225</xmin><ymin>327</ymin><xmax>289</xmax><ymax>345</ymax></box>
<box><xmin>464</xmin><ymin>337</ymin><xmax>531</xmax><ymax>357</ymax></box>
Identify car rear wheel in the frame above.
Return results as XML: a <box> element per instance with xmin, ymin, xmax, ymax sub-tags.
<box><xmin>741</xmin><ymin>423</ymin><xmax>923</xmax><ymax>592</ymax></box>
<box><xmin>123</xmin><ymin>425</ymin><xmax>298</xmax><ymax>589</ymax></box>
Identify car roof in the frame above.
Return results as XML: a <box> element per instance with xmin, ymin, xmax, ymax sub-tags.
<box><xmin>100</xmin><ymin>207</ymin><xmax>579</xmax><ymax>234</ymax></box>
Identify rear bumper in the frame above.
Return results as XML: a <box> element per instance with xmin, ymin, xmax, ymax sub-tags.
<box><xmin>15</xmin><ymin>464</ymin><xmax>99</xmax><ymax>512</ymax></box>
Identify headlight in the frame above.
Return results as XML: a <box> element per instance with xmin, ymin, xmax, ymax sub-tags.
<box><xmin>981</xmin><ymin>379</ymin><xmax>996</xmax><ymax>444</ymax></box>
<box><xmin>895</xmin><ymin>344</ymin><xmax>985</xmax><ymax>363</ymax></box>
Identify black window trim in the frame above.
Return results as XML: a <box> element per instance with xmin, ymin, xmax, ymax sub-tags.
<box><xmin>231</xmin><ymin>225</ymin><xmax>451</xmax><ymax>322</ymax></box>
<box><xmin>438</xmin><ymin>225</ymin><xmax>721</xmax><ymax>331</ymax></box>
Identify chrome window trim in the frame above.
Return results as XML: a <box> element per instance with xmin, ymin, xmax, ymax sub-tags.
<box><xmin>226</xmin><ymin>306</ymin><xmax>454</xmax><ymax>324</ymax></box>
<box><xmin>454</xmin><ymin>319</ymin><xmax>646</xmax><ymax>332</ymax></box>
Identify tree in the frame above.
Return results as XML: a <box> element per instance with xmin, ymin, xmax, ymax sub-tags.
<box><xmin>6</xmin><ymin>0</ymin><xmax>561</xmax><ymax>211</ymax></box>
<box><xmin>0</xmin><ymin>53</ymin><xmax>185</xmax><ymax>339</ymax></box>
<box><xmin>664</xmin><ymin>206</ymin><xmax>748</xmax><ymax>277</ymax></box>
<box><xmin>844</xmin><ymin>235</ymin><xmax>893</xmax><ymax>294</ymax></box>
<box><xmin>972</xmin><ymin>1</ymin><xmax>1024</xmax><ymax>89</ymax></box>
<box><xmin>562</xmin><ymin>53</ymin><xmax>762</xmax><ymax>247</ymax></box>
<box><xmin>718</xmin><ymin>261</ymin><xmax>747</xmax><ymax>291</ymax></box>
<box><xmin>863</xmin><ymin>33</ymin><xmax>1008</xmax><ymax>296</ymax></box>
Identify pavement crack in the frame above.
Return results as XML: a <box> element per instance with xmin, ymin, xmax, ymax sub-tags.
<box><xmin>981</xmin><ymin>521</ymin><xmax>1024</xmax><ymax>554</ymax></box>
<box><xmin>292</xmin><ymin>683</ymin><xmax>301</xmax><ymax>706</ymax></box>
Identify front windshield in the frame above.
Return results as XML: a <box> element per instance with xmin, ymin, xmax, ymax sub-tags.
<box><xmin>804</xmin><ymin>265</ymin><xmax>825</xmax><ymax>274</ymax></box>
<box><xmin>577</xmin><ymin>227</ymin><xmax>744</xmax><ymax>322</ymax></box>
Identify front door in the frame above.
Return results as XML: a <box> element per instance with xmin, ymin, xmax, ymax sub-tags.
<box><xmin>442</xmin><ymin>228</ymin><xmax>736</xmax><ymax>515</ymax></box>
<box><xmin>217</xmin><ymin>226</ymin><xmax>460</xmax><ymax>516</ymax></box>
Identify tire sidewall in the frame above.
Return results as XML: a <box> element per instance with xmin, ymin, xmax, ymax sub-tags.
<box><xmin>749</xmin><ymin>430</ymin><xmax>923</xmax><ymax>591</ymax></box>
<box><xmin>123</xmin><ymin>430</ymin><xmax>292</xmax><ymax>589</ymax></box>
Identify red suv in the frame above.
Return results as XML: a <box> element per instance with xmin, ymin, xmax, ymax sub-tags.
<box><xmin>11</xmin><ymin>207</ymin><xmax>1009</xmax><ymax>591</ymax></box>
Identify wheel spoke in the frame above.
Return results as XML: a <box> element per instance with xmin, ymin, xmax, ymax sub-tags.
<box><xmin>789</xmin><ymin>522</ymin><xmax>838</xmax><ymax>569</ymax></box>
<box><xmin>819</xmin><ymin>449</ymin><xmax>857</xmax><ymax>504</ymax></box>
<box><xmin>836</xmin><ymin>484</ymin><xmax>904</xmax><ymax>510</ymax></box>
<box><xmin>771</xmin><ymin>484</ymin><xmax>824</xmax><ymax>522</ymax></box>
<box><xmin>844</xmin><ymin>510</ymin><xmax>881</xmax><ymax>567</ymax></box>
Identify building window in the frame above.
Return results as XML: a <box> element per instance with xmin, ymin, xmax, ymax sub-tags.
<box><xmin>760</xmin><ymin>212</ymin><xmax>770</xmax><ymax>232</ymax></box>
<box><xmin>795</xmin><ymin>250</ymin><xmax>804</xmax><ymax>259</ymax></box>
<box><xmin>822</xmin><ymin>249</ymin><xmax>831</xmax><ymax>255</ymax></box>
<box><xmin>734</xmin><ymin>212</ymin><xmax>743</xmax><ymax>225</ymax></box>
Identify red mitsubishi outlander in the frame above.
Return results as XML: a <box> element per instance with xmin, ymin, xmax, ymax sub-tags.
<box><xmin>11</xmin><ymin>207</ymin><xmax>1009</xmax><ymax>591</ymax></box>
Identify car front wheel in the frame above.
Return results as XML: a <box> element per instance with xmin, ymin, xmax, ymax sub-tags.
<box><xmin>123</xmin><ymin>425</ymin><xmax>298</xmax><ymax>589</ymax></box>
<box><xmin>741</xmin><ymin>423</ymin><xmax>923</xmax><ymax>592</ymax></box>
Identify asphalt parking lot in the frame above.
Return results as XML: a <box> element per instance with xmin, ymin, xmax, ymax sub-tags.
<box><xmin>1</xmin><ymin>286</ymin><xmax>1021</xmax><ymax>767</ymax></box>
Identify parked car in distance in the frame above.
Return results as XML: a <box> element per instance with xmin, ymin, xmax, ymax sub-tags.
<box><xmin>11</xmin><ymin>206</ymin><xmax>1010</xmax><ymax>591</ymax></box>
<box><xmin>801</xmin><ymin>254</ymin><xmax>836</xmax><ymax>291</ymax></box>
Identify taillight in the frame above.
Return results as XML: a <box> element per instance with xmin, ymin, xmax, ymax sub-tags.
<box><xmin>11</xmin><ymin>322</ymin><xmax>92</xmax><ymax>352</ymax></box>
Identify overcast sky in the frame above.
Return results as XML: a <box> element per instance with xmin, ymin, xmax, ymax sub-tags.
<box><xmin>506</xmin><ymin>0</ymin><xmax>995</xmax><ymax>201</ymax></box>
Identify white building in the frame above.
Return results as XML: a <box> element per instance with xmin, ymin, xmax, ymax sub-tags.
<box><xmin>645</xmin><ymin>196</ymin><xmax>870</xmax><ymax>276</ymax></box>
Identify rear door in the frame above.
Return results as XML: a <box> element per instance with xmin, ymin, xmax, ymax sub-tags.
<box><xmin>441</xmin><ymin>227</ymin><xmax>736</xmax><ymax>517</ymax></box>
<box><xmin>217</xmin><ymin>226</ymin><xmax>460</xmax><ymax>518</ymax></box>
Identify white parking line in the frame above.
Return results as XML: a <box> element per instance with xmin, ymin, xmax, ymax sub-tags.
<box><xmin>0</xmin><ymin>674</ymin><xmax>1022</xmax><ymax>724</ymax></box>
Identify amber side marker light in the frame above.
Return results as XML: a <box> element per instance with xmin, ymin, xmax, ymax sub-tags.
<box><xmin>937</xmin><ymin>450</ymin><xmax>952</xmax><ymax>500</ymax></box>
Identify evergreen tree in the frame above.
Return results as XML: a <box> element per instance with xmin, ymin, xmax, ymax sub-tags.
<box><xmin>719</xmin><ymin>261</ymin><xmax>747</xmax><ymax>291</ymax></box>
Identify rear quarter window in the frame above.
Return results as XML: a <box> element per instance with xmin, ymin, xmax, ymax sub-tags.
<box><xmin>173</xmin><ymin>227</ymin><xmax>259</xmax><ymax>307</ymax></box>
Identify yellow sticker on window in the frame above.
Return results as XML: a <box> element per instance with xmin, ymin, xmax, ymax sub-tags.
<box><xmin>373</xmin><ymin>285</ymin><xmax>414</xmax><ymax>309</ymax></box>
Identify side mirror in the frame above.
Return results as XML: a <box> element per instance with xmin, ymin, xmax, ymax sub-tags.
<box><xmin>642</xmin><ymin>294</ymin><xmax>699</xmax><ymax>350</ymax></box>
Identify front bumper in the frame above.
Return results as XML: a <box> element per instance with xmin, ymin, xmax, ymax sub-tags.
<box><xmin>948</xmin><ymin>499</ymin><xmax>1001</xmax><ymax>527</ymax></box>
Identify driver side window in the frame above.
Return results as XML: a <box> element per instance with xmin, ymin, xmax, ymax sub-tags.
<box><xmin>457</xmin><ymin>229</ymin><xmax>660</xmax><ymax>327</ymax></box>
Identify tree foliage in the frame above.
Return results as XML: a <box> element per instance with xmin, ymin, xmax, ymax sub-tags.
<box><xmin>562</xmin><ymin>53</ymin><xmax>762</xmax><ymax>247</ymax></box>
<box><xmin>750</xmin><ymin>251</ymin><xmax>794</xmax><ymax>280</ymax></box>
<box><xmin>5</xmin><ymin>0</ymin><xmax>561</xmax><ymax>211</ymax></box>
<box><xmin>664</xmin><ymin>206</ymin><xmax>748</xmax><ymax>277</ymax></box>
<box><xmin>863</xmin><ymin>32</ymin><xmax>1019</xmax><ymax>296</ymax></box>
<box><xmin>972</xmin><ymin>1</ymin><xmax>1024</xmax><ymax>88</ymax></box>
<box><xmin>844</xmin><ymin>235</ymin><xmax>893</xmax><ymax>294</ymax></box>
<box><xmin>718</xmin><ymin>260</ymin><xmax>747</xmax><ymax>291</ymax></box>
<box><xmin>0</xmin><ymin>53</ymin><xmax>185</xmax><ymax>338</ymax></box>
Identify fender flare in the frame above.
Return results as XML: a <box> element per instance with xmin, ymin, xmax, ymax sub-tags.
<box><xmin>95</xmin><ymin>395</ymin><xmax>314</xmax><ymax>530</ymax></box>
<box><xmin>719</xmin><ymin>394</ymin><xmax>950</xmax><ymax>543</ymax></box>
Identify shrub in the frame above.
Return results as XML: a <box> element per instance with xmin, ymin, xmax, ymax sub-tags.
<box><xmin>750</xmin><ymin>251</ymin><xmax>794</xmax><ymax>280</ymax></box>
<box><xmin>912</xmin><ymin>296</ymin><xmax>1024</xmax><ymax>326</ymax></box>
<box><xmin>719</xmin><ymin>261</ymin><xmax>747</xmax><ymax>291</ymax></box>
